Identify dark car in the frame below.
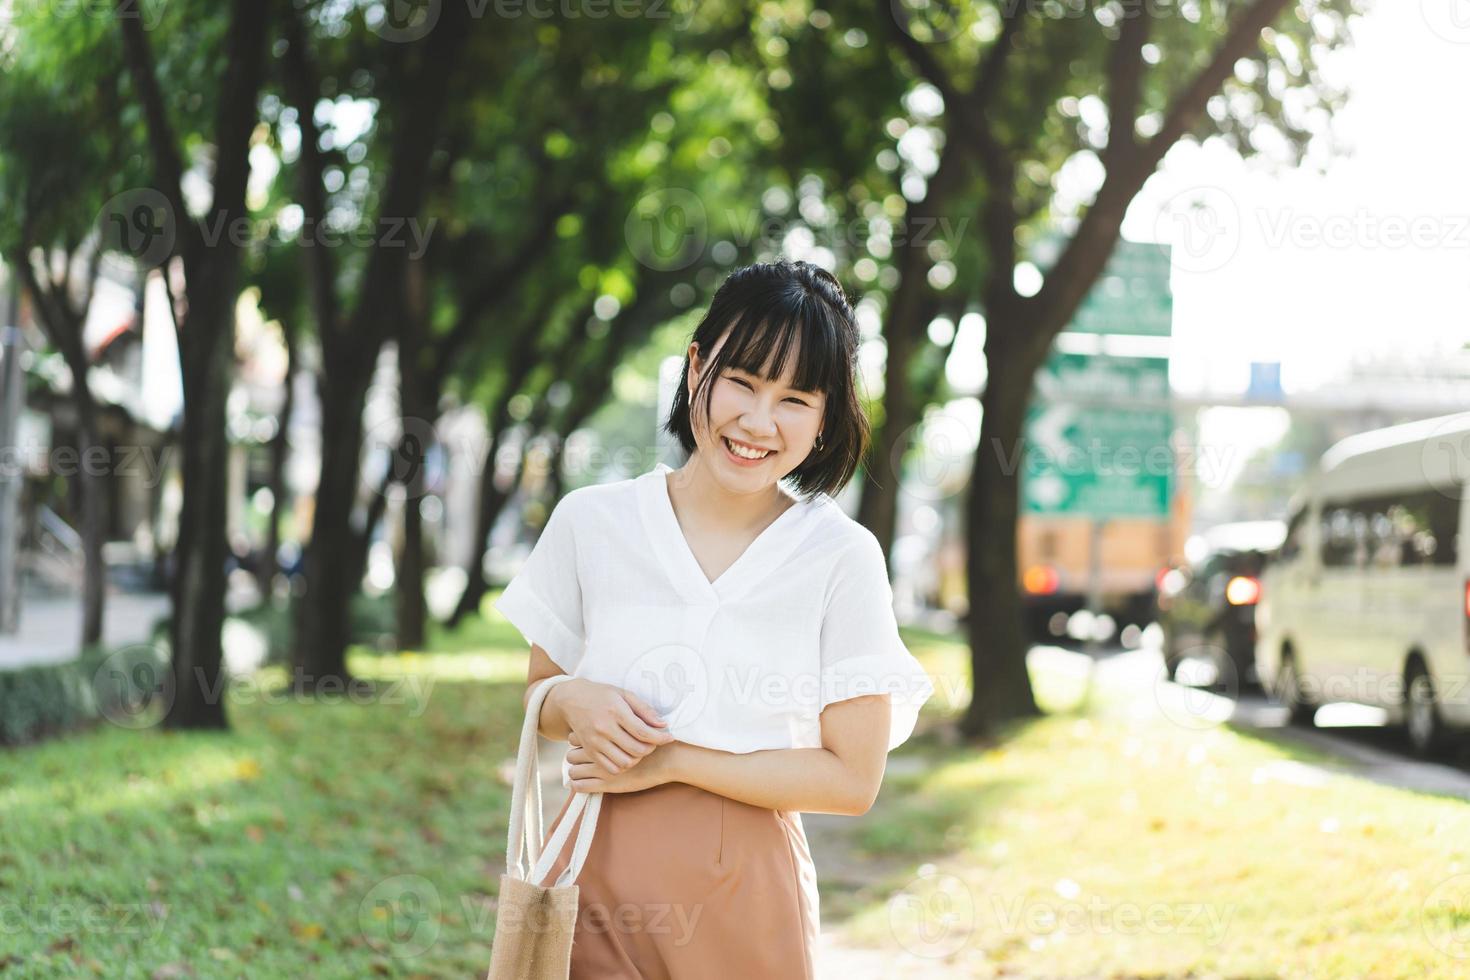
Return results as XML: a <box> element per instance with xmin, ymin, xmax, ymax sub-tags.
<box><xmin>1156</xmin><ymin>520</ymin><xmax>1286</xmax><ymax>691</ymax></box>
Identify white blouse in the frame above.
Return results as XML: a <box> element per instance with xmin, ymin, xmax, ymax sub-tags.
<box><xmin>494</xmin><ymin>460</ymin><xmax>935</xmax><ymax>775</ymax></box>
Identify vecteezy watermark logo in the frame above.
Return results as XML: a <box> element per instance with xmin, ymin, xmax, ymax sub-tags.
<box><xmin>887</xmin><ymin>867</ymin><xmax>975</xmax><ymax>958</ymax></box>
<box><xmin>1423</xmin><ymin>873</ymin><xmax>1470</xmax><ymax>958</ymax></box>
<box><xmin>1421</xmin><ymin>0</ymin><xmax>1470</xmax><ymax>44</ymax></box>
<box><xmin>1152</xmin><ymin>185</ymin><xmax>1241</xmax><ymax>274</ymax></box>
<box><xmin>1418</xmin><ymin>412</ymin><xmax>1470</xmax><ymax>500</ymax></box>
<box><xmin>97</xmin><ymin>188</ymin><xmax>176</xmax><ymax>268</ymax></box>
<box><xmin>625</xmin><ymin>188</ymin><xmax>707</xmax><ymax>271</ymax></box>
<box><xmin>893</xmin><ymin>407</ymin><xmax>980</xmax><ymax>503</ymax></box>
<box><xmin>92</xmin><ymin>645</ymin><xmax>175</xmax><ymax>730</ymax></box>
<box><xmin>0</xmin><ymin>895</ymin><xmax>170</xmax><ymax>942</ymax></box>
<box><xmin>361</xmin><ymin>414</ymin><xmax>440</xmax><ymax>501</ymax></box>
<box><xmin>46</xmin><ymin>0</ymin><xmax>168</xmax><ymax>31</ymax></box>
<box><xmin>359</xmin><ymin>875</ymin><xmax>442</xmax><ymax>957</ymax></box>
<box><xmin>621</xmin><ymin>642</ymin><xmax>710</xmax><ymax>730</ymax></box>
<box><xmin>368</xmin><ymin>0</ymin><xmax>443</xmax><ymax>41</ymax></box>
<box><xmin>889</xmin><ymin>0</ymin><xmax>966</xmax><ymax>44</ymax></box>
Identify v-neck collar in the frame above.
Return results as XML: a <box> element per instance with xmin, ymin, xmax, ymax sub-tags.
<box><xmin>637</xmin><ymin>461</ymin><xmax>827</xmax><ymax>604</ymax></box>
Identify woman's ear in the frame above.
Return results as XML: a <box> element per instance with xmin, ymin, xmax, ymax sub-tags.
<box><xmin>686</xmin><ymin>341</ymin><xmax>702</xmax><ymax>396</ymax></box>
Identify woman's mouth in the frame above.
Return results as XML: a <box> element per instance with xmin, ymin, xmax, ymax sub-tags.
<box><xmin>722</xmin><ymin>436</ymin><xmax>773</xmax><ymax>465</ymax></box>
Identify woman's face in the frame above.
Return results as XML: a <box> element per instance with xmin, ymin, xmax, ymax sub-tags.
<box><xmin>687</xmin><ymin>329</ymin><xmax>828</xmax><ymax>492</ymax></box>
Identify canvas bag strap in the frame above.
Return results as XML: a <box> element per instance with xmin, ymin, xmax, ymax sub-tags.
<box><xmin>506</xmin><ymin>674</ymin><xmax>573</xmax><ymax>880</ymax></box>
<box><xmin>531</xmin><ymin>788</ymin><xmax>602</xmax><ymax>888</ymax></box>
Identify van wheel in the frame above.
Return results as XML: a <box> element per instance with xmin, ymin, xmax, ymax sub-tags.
<box><xmin>1405</xmin><ymin>661</ymin><xmax>1449</xmax><ymax>760</ymax></box>
<box><xmin>1275</xmin><ymin>653</ymin><xmax>1316</xmax><ymax>726</ymax></box>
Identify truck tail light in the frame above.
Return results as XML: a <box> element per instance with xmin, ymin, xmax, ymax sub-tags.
<box><xmin>1023</xmin><ymin>565</ymin><xmax>1059</xmax><ymax>595</ymax></box>
<box><xmin>1226</xmin><ymin>575</ymin><xmax>1262</xmax><ymax>606</ymax></box>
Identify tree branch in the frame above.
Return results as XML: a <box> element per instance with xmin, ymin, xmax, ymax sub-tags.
<box><xmin>1032</xmin><ymin>0</ymin><xmax>1292</xmax><ymax>350</ymax></box>
<box><xmin>1142</xmin><ymin>0</ymin><xmax>1292</xmax><ymax>173</ymax></box>
<box><xmin>113</xmin><ymin>0</ymin><xmax>197</xmax><ymax>263</ymax></box>
<box><xmin>428</xmin><ymin>190</ymin><xmax>575</xmax><ymax>387</ymax></box>
<box><xmin>1101</xmin><ymin>9</ymin><xmax>1150</xmax><ymax>173</ymax></box>
<box><xmin>280</xmin><ymin>0</ymin><xmax>342</xmax><ymax>353</ymax></box>
<box><xmin>207</xmin><ymin>0</ymin><xmax>271</xmax><ymax>262</ymax></box>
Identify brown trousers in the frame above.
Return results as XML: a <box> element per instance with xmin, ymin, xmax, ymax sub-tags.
<box><xmin>538</xmin><ymin>780</ymin><xmax>819</xmax><ymax>979</ymax></box>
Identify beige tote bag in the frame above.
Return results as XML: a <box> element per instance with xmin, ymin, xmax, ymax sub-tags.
<box><xmin>486</xmin><ymin>674</ymin><xmax>603</xmax><ymax>980</ymax></box>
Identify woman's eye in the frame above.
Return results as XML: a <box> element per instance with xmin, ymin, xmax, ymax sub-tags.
<box><xmin>728</xmin><ymin>377</ymin><xmax>752</xmax><ymax>389</ymax></box>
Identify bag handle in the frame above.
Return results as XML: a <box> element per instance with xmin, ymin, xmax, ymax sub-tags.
<box><xmin>505</xmin><ymin>675</ymin><xmax>603</xmax><ymax>887</ymax></box>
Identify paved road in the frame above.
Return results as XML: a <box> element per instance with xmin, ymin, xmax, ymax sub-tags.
<box><xmin>1092</xmin><ymin>643</ymin><xmax>1470</xmax><ymax>801</ymax></box>
<box><xmin>0</xmin><ymin>592</ymin><xmax>170</xmax><ymax>670</ymax></box>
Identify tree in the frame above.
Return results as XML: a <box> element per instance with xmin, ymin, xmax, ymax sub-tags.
<box><xmin>0</xmin><ymin>33</ymin><xmax>137</xmax><ymax>645</ymax></box>
<box><xmin>859</xmin><ymin>0</ymin><xmax>1361</xmax><ymax>733</ymax></box>
<box><xmin>278</xmin><ymin>0</ymin><xmax>476</xmax><ymax>687</ymax></box>
<box><xmin>114</xmin><ymin>0</ymin><xmax>271</xmax><ymax>728</ymax></box>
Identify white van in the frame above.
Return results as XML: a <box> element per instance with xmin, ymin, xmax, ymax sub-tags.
<box><xmin>1255</xmin><ymin>412</ymin><xmax>1470</xmax><ymax>758</ymax></box>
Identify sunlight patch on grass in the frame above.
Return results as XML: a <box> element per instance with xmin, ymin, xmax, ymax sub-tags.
<box><xmin>841</xmin><ymin>690</ymin><xmax>1470</xmax><ymax>979</ymax></box>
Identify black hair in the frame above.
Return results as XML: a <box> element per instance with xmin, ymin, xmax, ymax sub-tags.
<box><xmin>662</xmin><ymin>259</ymin><xmax>870</xmax><ymax>499</ymax></box>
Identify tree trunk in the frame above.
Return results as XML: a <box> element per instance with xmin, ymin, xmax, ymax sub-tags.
<box><xmin>291</xmin><ymin>375</ymin><xmax>367</xmax><ymax>689</ymax></box>
<box><xmin>852</xmin><ymin>144</ymin><xmax>966</xmax><ymax>560</ymax></box>
<box><xmin>165</xmin><ymin>279</ymin><xmax>234</xmax><ymax>731</ymax></box>
<box><xmin>393</xmin><ymin>262</ymin><xmax>431</xmax><ymax>649</ymax></box>
<box><xmin>75</xmin><ymin>391</ymin><xmax>107</xmax><ymax>647</ymax></box>
<box><xmin>854</xmin><ymin>256</ymin><xmax>949</xmax><ymax>562</ymax></box>
<box><xmin>258</xmin><ymin>325</ymin><xmax>295</xmax><ymax>603</ymax></box>
<box><xmin>446</xmin><ymin>424</ymin><xmax>513</xmax><ymax>627</ymax></box>
<box><xmin>348</xmin><ymin>471</ymin><xmax>388</xmax><ymax>599</ymax></box>
<box><xmin>960</xmin><ymin>328</ymin><xmax>1043</xmax><ymax>737</ymax></box>
<box><xmin>395</xmin><ymin>474</ymin><xmax>427</xmax><ymax>648</ymax></box>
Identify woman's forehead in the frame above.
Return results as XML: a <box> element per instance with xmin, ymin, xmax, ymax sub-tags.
<box><xmin>711</xmin><ymin>319</ymin><xmax>799</xmax><ymax>366</ymax></box>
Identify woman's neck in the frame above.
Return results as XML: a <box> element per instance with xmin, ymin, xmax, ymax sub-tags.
<box><xmin>666</xmin><ymin>452</ymin><xmax>795</xmax><ymax>535</ymax></box>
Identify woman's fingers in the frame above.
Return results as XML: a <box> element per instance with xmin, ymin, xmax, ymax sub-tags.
<box><xmin>604</xmin><ymin>731</ymin><xmax>654</xmax><ymax>766</ymax></box>
<box><xmin>617</xmin><ymin>699</ymin><xmax>674</xmax><ymax>745</ymax></box>
<box><xmin>620</xmin><ymin>692</ymin><xmax>671</xmax><ymax>733</ymax></box>
<box><xmin>595</xmin><ymin>750</ymin><xmax>633</xmax><ymax>774</ymax></box>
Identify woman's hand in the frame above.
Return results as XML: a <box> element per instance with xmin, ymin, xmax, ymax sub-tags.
<box><xmin>566</xmin><ymin>730</ymin><xmax>681</xmax><ymax>794</ymax></box>
<box><xmin>546</xmin><ymin>677</ymin><xmax>674</xmax><ymax>776</ymax></box>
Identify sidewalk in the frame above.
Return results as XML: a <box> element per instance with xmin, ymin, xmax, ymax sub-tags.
<box><xmin>0</xmin><ymin>592</ymin><xmax>170</xmax><ymax>670</ymax></box>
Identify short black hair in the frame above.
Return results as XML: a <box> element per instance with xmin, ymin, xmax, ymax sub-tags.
<box><xmin>662</xmin><ymin>259</ymin><xmax>870</xmax><ymax>499</ymax></box>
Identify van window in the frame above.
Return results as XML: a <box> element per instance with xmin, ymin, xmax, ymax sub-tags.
<box><xmin>1279</xmin><ymin>507</ymin><xmax>1308</xmax><ymax>562</ymax></box>
<box><xmin>1321</xmin><ymin>485</ymin><xmax>1462</xmax><ymax>570</ymax></box>
<box><xmin>1321</xmin><ymin>502</ymin><xmax>1367</xmax><ymax>568</ymax></box>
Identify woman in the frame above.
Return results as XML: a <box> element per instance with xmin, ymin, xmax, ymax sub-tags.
<box><xmin>493</xmin><ymin>259</ymin><xmax>935</xmax><ymax>978</ymax></box>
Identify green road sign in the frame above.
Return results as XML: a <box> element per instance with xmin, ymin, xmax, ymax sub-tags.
<box><xmin>1023</xmin><ymin>352</ymin><xmax>1173</xmax><ymax>519</ymax></box>
<box><xmin>1031</xmin><ymin>238</ymin><xmax>1173</xmax><ymax>338</ymax></box>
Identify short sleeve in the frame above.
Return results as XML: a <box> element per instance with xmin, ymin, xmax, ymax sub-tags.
<box><xmin>492</xmin><ymin>492</ymin><xmax>586</xmax><ymax>673</ymax></box>
<box><xmin>819</xmin><ymin>530</ymin><xmax>935</xmax><ymax>752</ymax></box>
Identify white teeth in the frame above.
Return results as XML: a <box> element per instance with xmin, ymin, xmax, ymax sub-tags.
<box><xmin>724</xmin><ymin>437</ymin><xmax>770</xmax><ymax>460</ymax></box>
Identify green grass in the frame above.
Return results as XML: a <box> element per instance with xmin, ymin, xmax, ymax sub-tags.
<box><xmin>847</xmin><ymin>642</ymin><xmax>1470</xmax><ymax>978</ymax></box>
<box><xmin>0</xmin><ymin>619</ymin><xmax>532</xmax><ymax>978</ymax></box>
<box><xmin>5</xmin><ymin>607</ymin><xmax>1470</xmax><ymax>978</ymax></box>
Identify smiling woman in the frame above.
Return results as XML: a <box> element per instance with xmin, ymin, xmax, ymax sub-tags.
<box><xmin>662</xmin><ymin>259</ymin><xmax>869</xmax><ymax>501</ymax></box>
<box><xmin>494</xmin><ymin>260</ymin><xmax>934</xmax><ymax>979</ymax></box>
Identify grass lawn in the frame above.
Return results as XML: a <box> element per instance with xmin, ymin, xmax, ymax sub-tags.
<box><xmin>842</xmin><ymin>633</ymin><xmax>1470</xmax><ymax>978</ymax></box>
<box><xmin>1</xmin><ymin>615</ymin><xmax>533</xmax><ymax>979</ymax></box>
<box><xmin>4</xmin><ymin>610</ymin><xmax>1470</xmax><ymax>977</ymax></box>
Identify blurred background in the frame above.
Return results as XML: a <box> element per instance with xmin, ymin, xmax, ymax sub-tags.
<box><xmin>2</xmin><ymin>0</ymin><xmax>1470</xmax><ymax>976</ymax></box>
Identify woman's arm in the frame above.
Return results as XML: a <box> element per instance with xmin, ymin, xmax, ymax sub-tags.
<box><xmin>524</xmin><ymin>644</ymin><xmax>672</xmax><ymax>773</ymax></box>
<box><xmin>568</xmin><ymin>694</ymin><xmax>893</xmax><ymax>816</ymax></box>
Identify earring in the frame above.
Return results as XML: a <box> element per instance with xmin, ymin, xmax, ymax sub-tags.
<box><xmin>813</xmin><ymin>432</ymin><xmax>824</xmax><ymax>453</ymax></box>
